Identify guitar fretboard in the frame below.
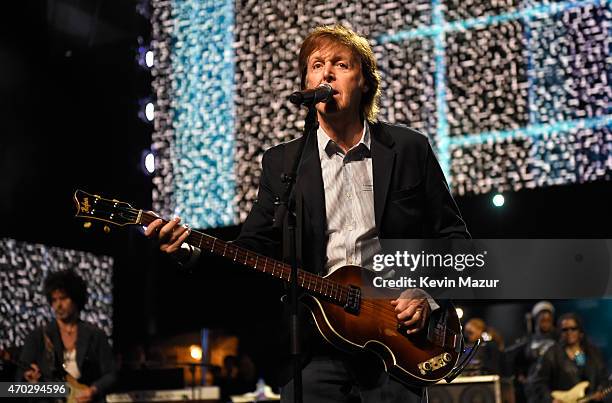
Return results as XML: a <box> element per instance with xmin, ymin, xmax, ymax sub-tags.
<box><xmin>138</xmin><ymin>212</ymin><xmax>353</xmax><ymax>307</ymax></box>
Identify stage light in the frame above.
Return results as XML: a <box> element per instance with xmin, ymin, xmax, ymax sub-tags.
<box><xmin>137</xmin><ymin>98</ymin><xmax>155</xmax><ymax>123</ymax></box>
<box><xmin>136</xmin><ymin>41</ymin><xmax>155</xmax><ymax>69</ymax></box>
<box><xmin>144</xmin><ymin>152</ymin><xmax>155</xmax><ymax>174</ymax></box>
<box><xmin>189</xmin><ymin>345</ymin><xmax>202</xmax><ymax>361</ymax></box>
<box><xmin>145</xmin><ymin>102</ymin><xmax>155</xmax><ymax>121</ymax></box>
<box><xmin>145</xmin><ymin>51</ymin><xmax>154</xmax><ymax>67</ymax></box>
<box><xmin>456</xmin><ymin>307</ymin><xmax>464</xmax><ymax>319</ymax></box>
<box><xmin>492</xmin><ymin>194</ymin><xmax>505</xmax><ymax>207</ymax></box>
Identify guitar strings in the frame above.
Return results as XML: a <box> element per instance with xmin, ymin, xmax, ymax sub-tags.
<box><xmin>88</xmin><ymin>204</ymin><xmax>353</xmax><ymax>301</ymax></box>
<box><xmin>84</xmin><ymin>202</ymin><xmax>457</xmax><ymax>338</ymax></box>
<box><xmin>87</xmin><ymin>200</ymin><xmax>351</xmax><ymax>298</ymax></box>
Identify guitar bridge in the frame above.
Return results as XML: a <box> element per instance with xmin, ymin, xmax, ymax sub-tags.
<box><xmin>344</xmin><ymin>285</ymin><xmax>361</xmax><ymax>315</ymax></box>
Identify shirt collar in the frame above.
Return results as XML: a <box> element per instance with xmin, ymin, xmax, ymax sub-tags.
<box><xmin>317</xmin><ymin>120</ymin><xmax>370</xmax><ymax>159</ymax></box>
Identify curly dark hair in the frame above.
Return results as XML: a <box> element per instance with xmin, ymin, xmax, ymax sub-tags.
<box><xmin>43</xmin><ymin>269</ymin><xmax>88</xmax><ymax>311</ymax></box>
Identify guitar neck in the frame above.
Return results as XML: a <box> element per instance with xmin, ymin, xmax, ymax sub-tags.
<box><xmin>138</xmin><ymin>211</ymin><xmax>352</xmax><ymax>307</ymax></box>
<box><xmin>580</xmin><ymin>384</ymin><xmax>612</xmax><ymax>403</ymax></box>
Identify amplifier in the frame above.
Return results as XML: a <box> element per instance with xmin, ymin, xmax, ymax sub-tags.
<box><xmin>428</xmin><ymin>375</ymin><xmax>515</xmax><ymax>403</ymax></box>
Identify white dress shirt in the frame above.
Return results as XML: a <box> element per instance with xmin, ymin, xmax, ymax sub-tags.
<box><xmin>316</xmin><ymin>122</ymin><xmax>381</xmax><ymax>274</ymax></box>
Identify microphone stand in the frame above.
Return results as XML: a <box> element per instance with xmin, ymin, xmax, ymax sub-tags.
<box><xmin>273</xmin><ymin>103</ymin><xmax>319</xmax><ymax>403</ymax></box>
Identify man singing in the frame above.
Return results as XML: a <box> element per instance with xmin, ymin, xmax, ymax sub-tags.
<box><xmin>146</xmin><ymin>24</ymin><xmax>469</xmax><ymax>402</ymax></box>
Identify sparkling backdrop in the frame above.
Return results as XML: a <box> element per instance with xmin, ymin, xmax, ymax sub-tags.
<box><xmin>0</xmin><ymin>238</ymin><xmax>113</xmax><ymax>349</ymax></box>
<box><xmin>151</xmin><ymin>0</ymin><xmax>611</xmax><ymax>228</ymax></box>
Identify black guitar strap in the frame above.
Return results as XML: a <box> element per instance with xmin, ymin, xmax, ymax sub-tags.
<box><xmin>42</xmin><ymin>322</ymin><xmax>65</xmax><ymax>382</ymax></box>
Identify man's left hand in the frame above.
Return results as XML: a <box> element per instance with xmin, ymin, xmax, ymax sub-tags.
<box><xmin>391</xmin><ymin>291</ymin><xmax>430</xmax><ymax>335</ymax></box>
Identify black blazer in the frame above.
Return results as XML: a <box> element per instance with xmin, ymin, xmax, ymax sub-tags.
<box><xmin>233</xmin><ymin>122</ymin><xmax>469</xmax><ymax>386</ymax></box>
<box><xmin>235</xmin><ymin>121</ymin><xmax>469</xmax><ymax>274</ymax></box>
<box><xmin>527</xmin><ymin>343</ymin><xmax>609</xmax><ymax>403</ymax></box>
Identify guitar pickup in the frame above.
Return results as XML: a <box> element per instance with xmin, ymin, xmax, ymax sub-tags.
<box><xmin>344</xmin><ymin>285</ymin><xmax>361</xmax><ymax>315</ymax></box>
<box><xmin>418</xmin><ymin>352</ymin><xmax>453</xmax><ymax>375</ymax></box>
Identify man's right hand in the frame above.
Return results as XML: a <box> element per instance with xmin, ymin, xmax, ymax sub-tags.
<box><xmin>24</xmin><ymin>363</ymin><xmax>41</xmax><ymax>383</ymax></box>
<box><xmin>144</xmin><ymin>216</ymin><xmax>191</xmax><ymax>255</ymax></box>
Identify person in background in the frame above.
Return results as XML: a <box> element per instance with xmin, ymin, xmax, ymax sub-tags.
<box><xmin>463</xmin><ymin>317</ymin><xmax>502</xmax><ymax>375</ymax></box>
<box><xmin>527</xmin><ymin>312</ymin><xmax>608</xmax><ymax>403</ymax></box>
<box><xmin>214</xmin><ymin>354</ymin><xmax>257</xmax><ymax>401</ymax></box>
<box><xmin>16</xmin><ymin>270</ymin><xmax>116</xmax><ymax>403</ymax></box>
<box><xmin>507</xmin><ymin>301</ymin><xmax>557</xmax><ymax>402</ymax></box>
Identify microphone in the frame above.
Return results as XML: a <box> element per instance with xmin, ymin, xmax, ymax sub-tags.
<box><xmin>288</xmin><ymin>83</ymin><xmax>333</xmax><ymax>106</ymax></box>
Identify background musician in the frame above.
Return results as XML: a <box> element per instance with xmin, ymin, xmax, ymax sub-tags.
<box><xmin>16</xmin><ymin>270</ymin><xmax>116</xmax><ymax>403</ymax></box>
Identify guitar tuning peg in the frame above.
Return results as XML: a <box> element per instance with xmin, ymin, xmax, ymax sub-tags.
<box><xmin>83</xmin><ymin>222</ymin><xmax>92</xmax><ymax>229</ymax></box>
<box><xmin>103</xmin><ymin>225</ymin><xmax>111</xmax><ymax>234</ymax></box>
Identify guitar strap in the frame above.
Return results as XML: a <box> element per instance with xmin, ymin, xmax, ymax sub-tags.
<box><xmin>42</xmin><ymin>322</ymin><xmax>65</xmax><ymax>382</ymax></box>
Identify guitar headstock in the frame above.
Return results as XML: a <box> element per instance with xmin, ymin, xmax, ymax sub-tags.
<box><xmin>73</xmin><ymin>189</ymin><xmax>141</xmax><ymax>227</ymax></box>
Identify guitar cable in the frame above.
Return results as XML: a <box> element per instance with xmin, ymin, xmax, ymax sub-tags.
<box><xmin>444</xmin><ymin>337</ymin><xmax>482</xmax><ymax>383</ymax></box>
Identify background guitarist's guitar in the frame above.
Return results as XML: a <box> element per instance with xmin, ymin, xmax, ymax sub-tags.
<box><xmin>551</xmin><ymin>381</ymin><xmax>612</xmax><ymax>403</ymax></box>
<box><xmin>3</xmin><ymin>347</ymin><xmax>89</xmax><ymax>403</ymax></box>
<box><xmin>74</xmin><ymin>189</ymin><xmax>469</xmax><ymax>387</ymax></box>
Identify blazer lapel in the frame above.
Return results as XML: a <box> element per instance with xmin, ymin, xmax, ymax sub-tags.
<box><xmin>370</xmin><ymin>123</ymin><xmax>396</xmax><ymax>228</ymax></box>
<box><xmin>295</xmin><ymin>132</ymin><xmax>326</xmax><ymax>236</ymax></box>
<box><xmin>47</xmin><ymin>321</ymin><xmax>63</xmax><ymax>354</ymax></box>
<box><xmin>46</xmin><ymin>321</ymin><xmax>64</xmax><ymax>374</ymax></box>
